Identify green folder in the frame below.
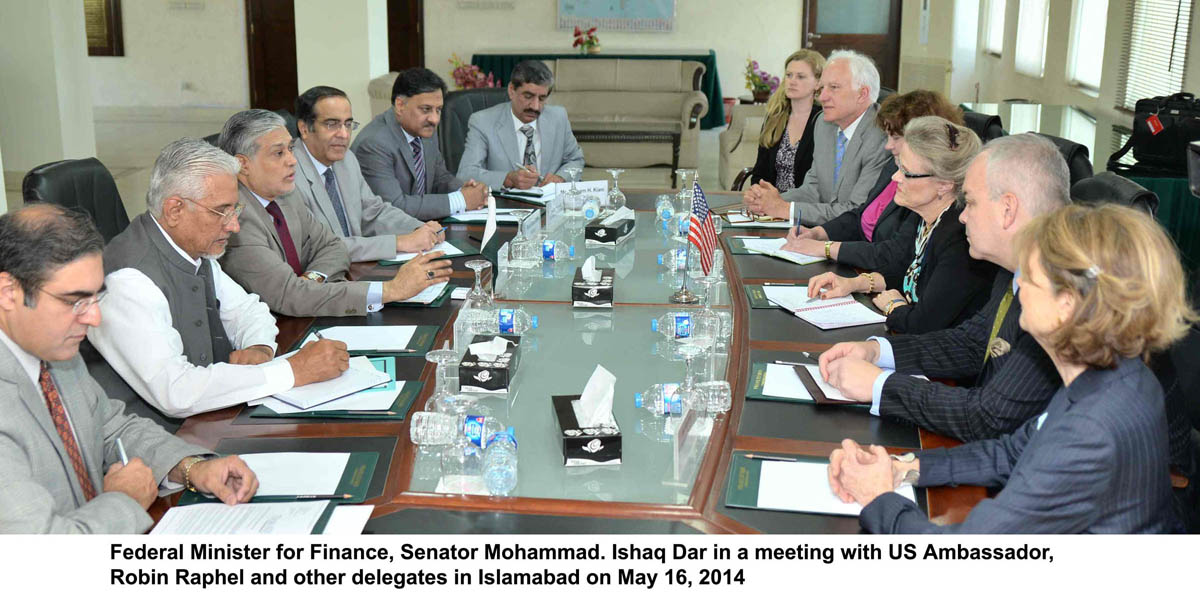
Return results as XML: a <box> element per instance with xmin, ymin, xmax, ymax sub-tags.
<box><xmin>249</xmin><ymin>357</ymin><xmax>421</xmax><ymax>421</ymax></box>
<box><xmin>177</xmin><ymin>451</ymin><xmax>380</xmax><ymax>506</ymax></box>
<box><xmin>294</xmin><ymin>324</ymin><xmax>440</xmax><ymax>357</ymax></box>
<box><xmin>745</xmin><ymin>361</ymin><xmax>816</xmax><ymax>404</ymax></box>
<box><xmin>378</xmin><ymin>241</ymin><xmax>480</xmax><ymax>266</ymax></box>
<box><xmin>386</xmin><ymin>284</ymin><xmax>455</xmax><ymax>308</ymax></box>
<box><xmin>725</xmin><ymin>452</ymin><xmax>818</xmax><ymax>511</ymax></box>
<box><xmin>727</xmin><ymin>237</ymin><xmax>767</xmax><ymax>255</ymax></box>
<box><xmin>743</xmin><ymin>283</ymin><xmax>803</xmax><ymax>308</ymax></box>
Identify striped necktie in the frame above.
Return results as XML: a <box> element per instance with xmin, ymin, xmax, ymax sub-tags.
<box><xmin>410</xmin><ymin>138</ymin><xmax>426</xmax><ymax>193</ymax></box>
<box><xmin>39</xmin><ymin>362</ymin><xmax>97</xmax><ymax>501</ymax></box>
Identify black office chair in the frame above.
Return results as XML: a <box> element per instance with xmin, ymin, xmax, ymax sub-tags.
<box><xmin>962</xmin><ymin>111</ymin><xmax>1006</xmax><ymax>143</ymax></box>
<box><xmin>203</xmin><ymin>108</ymin><xmax>299</xmax><ymax>148</ymax></box>
<box><xmin>438</xmin><ymin>87</ymin><xmax>510</xmax><ymax>173</ymax></box>
<box><xmin>1035</xmin><ymin>133</ymin><xmax>1093</xmax><ymax>185</ymax></box>
<box><xmin>1070</xmin><ymin>171</ymin><xmax>1160</xmax><ymax>216</ymax></box>
<box><xmin>21</xmin><ymin>157</ymin><xmax>130</xmax><ymax>243</ymax></box>
<box><xmin>877</xmin><ymin>87</ymin><xmax>896</xmax><ymax>104</ymax></box>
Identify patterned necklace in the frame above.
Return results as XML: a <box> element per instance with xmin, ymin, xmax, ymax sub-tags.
<box><xmin>901</xmin><ymin>202</ymin><xmax>952</xmax><ymax>303</ymax></box>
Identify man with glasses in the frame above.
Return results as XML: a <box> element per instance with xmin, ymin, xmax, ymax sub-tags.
<box><xmin>1</xmin><ymin>204</ymin><xmax>259</xmax><ymax>533</ymax></box>
<box><xmin>218</xmin><ymin>109</ymin><xmax>453</xmax><ymax>317</ymax></box>
<box><xmin>293</xmin><ymin>86</ymin><xmax>446</xmax><ymax>262</ymax></box>
<box><xmin>89</xmin><ymin>138</ymin><xmax>350</xmax><ymax>420</ymax></box>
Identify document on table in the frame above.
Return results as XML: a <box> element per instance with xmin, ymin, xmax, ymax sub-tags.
<box><xmin>151</xmin><ymin>501</ymin><xmax>330</xmax><ymax>535</ymax></box>
<box><xmin>764</xmin><ymin>287</ymin><xmax>886</xmax><ymax>330</ymax></box>
<box><xmin>447</xmin><ymin>208</ymin><xmax>523</xmax><ymax>223</ymax></box>
<box><xmin>740</xmin><ymin>237</ymin><xmax>824</xmax><ymax>265</ymax></box>
<box><xmin>239</xmin><ymin>452</ymin><xmax>350</xmax><ymax>496</ymax></box>
<box><xmin>303</xmin><ymin>325</ymin><xmax>417</xmax><ymax>351</ymax></box>
<box><xmin>402</xmin><ymin>280</ymin><xmax>449</xmax><ymax>304</ymax></box>
<box><xmin>450</xmin><ymin>286</ymin><xmax>469</xmax><ymax>300</ymax></box>
<box><xmin>755</xmin><ymin>459</ymin><xmax>916</xmax><ymax>516</ymax></box>
<box><xmin>388</xmin><ymin>241</ymin><xmax>465</xmax><ymax>263</ymax></box>
<box><xmin>264</xmin><ymin>359</ymin><xmax>403</xmax><ymax>414</ymax></box>
<box><xmin>272</xmin><ymin>356</ymin><xmax>390</xmax><ymax>409</ymax></box>
<box><xmin>498</xmin><ymin>183</ymin><xmax>555</xmax><ymax>205</ymax></box>
<box><xmin>762</xmin><ymin>362</ymin><xmax>852</xmax><ymax>402</ymax></box>
<box><xmin>320</xmin><ymin>505</ymin><xmax>375</xmax><ymax>535</ymax></box>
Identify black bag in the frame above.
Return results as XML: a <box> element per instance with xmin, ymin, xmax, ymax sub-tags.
<box><xmin>1109</xmin><ymin>92</ymin><xmax>1200</xmax><ymax>177</ymax></box>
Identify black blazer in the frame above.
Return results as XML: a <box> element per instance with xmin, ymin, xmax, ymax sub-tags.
<box><xmin>820</xmin><ymin>162</ymin><xmax>920</xmax><ymax>273</ymax></box>
<box><xmin>875</xmin><ymin>204</ymin><xmax>997</xmax><ymax>335</ymax></box>
<box><xmin>880</xmin><ymin>270</ymin><xmax>1062</xmax><ymax>442</ymax></box>
<box><xmin>749</xmin><ymin>108</ymin><xmax>821</xmax><ymax>190</ymax></box>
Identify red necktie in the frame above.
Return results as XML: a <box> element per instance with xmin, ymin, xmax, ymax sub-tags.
<box><xmin>263</xmin><ymin>201</ymin><xmax>303</xmax><ymax>275</ymax></box>
<box><xmin>38</xmin><ymin>362</ymin><xmax>98</xmax><ymax>501</ymax></box>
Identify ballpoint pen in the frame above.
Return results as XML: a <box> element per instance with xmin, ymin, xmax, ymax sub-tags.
<box><xmin>744</xmin><ymin>454</ymin><xmax>798</xmax><ymax>462</ymax></box>
<box><xmin>116</xmin><ymin>437</ymin><xmax>129</xmax><ymax>465</ymax></box>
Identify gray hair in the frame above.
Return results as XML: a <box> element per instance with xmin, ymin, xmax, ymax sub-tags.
<box><xmin>146</xmin><ymin>138</ymin><xmax>240</xmax><ymax>217</ymax></box>
<box><xmin>903</xmin><ymin>116</ymin><xmax>981</xmax><ymax>196</ymax></box>
<box><xmin>982</xmin><ymin>133</ymin><xmax>1070</xmax><ymax>216</ymax></box>
<box><xmin>218</xmin><ymin>109</ymin><xmax>286</xmax><ymax>158</ymax></box>
<box><xmin>510</xmin><ymin>60</ymin><xmax>554</xmax><ymax>90</ymax></box>
<box><xmin>827</xmin><ymin>49</ymin><xmax>880</xmax><ymax>103</ymax></box>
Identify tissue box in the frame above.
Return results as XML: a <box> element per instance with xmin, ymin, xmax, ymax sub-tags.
<box><xmin>551</xmin><ymin>395</ymin><xmax>622</xmax><ymax>466</ymax></box>
<box><xmin>458</xmin><ymin>334</ymin><xmax>522</xmax><ymax>393</ymax></box>
<box><xmin>585</xmin><ymin>215</ymin><xmax>635</xmax><ymax>247</ymax></box>
<box><xmin>572</xmin><ymin>267</ymin><xmax>615</xmax><ymax>308</ymax></box>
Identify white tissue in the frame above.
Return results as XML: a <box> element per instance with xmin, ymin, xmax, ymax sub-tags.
<box><xmin>576</xmin><ymin>365</ymin><xmax>616</xmax><ymax>428</ymax></box>
<box><xmin>468</xmin><ymin>336</ymin><xmax>511</xmax><ymax>361</ymax></box>
<box><xmin>601</xmin><ymin>206</ymin><xmax>635</xmax><ymax>226</ymax></box>
<box><xmin>581</xmin><ymin>256</ymin><xmax>600</xmax><ymax>283</ymax></box>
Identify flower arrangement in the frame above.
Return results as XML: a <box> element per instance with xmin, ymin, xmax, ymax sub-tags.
<box><xmin>572</xmin><ymin>26</ymin><xmax>600</xmax><ymax>54</ymax></box>
<box><xmin>448</xmin><ymin>53</ymin><xmax>498</xmax><ymax>89</ymax></box>
<box><xmin>744</xmin><ymin>59</ymin><xmax>780</xmax><ymax>100</ymax></box>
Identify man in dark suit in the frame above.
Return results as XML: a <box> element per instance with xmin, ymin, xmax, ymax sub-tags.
<box><xmin>351</xmin><ymin>68</ymin><xmax>488</xmax><ymax>220</ymax></box>
<box><xmin>293</xmin><ymin>85</ymin><xmax>444</xmax><ymax>263</ymax></box>
<box><xmin>0</xmin><ymin>204</ymin><xmax>257</xmax><ymax>533</ymax></box>
<box><xmin>818</xmin><ymin>134</ymin><xmax>1069</xmax><ymax>442</ymax></box>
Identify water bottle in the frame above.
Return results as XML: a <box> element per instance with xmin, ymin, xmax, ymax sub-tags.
<box><xmin>650</xmin><ymin>311</ymin><xmax>693</xmax><ymax>340</ymax></box>
<box><xmin>542</xmin><ymin>239</ymin><xmax>574</xmax><ymax>261</ymax></box>
<box><xmin>462</xmin><ymin>415</ymin><xmax>505</xmax><ymax>449</ymax></box>
<box><xmin>634</xmin><ymin>383</ymin><xmax>683</xmax><ymax>416</ymax></box>
<box><xmin>482</xmin><ymin>427</ymin><xmax>519</xmax><ymax>496</ymax></box>
<box><xmin>409</xmin><ymin>411</ymin><xmax>459</xmax><ymax>446</ymax></box>
<box><xmin>582</xmin><ymin>196</ymin><xmax>601</xmax><ymax>221</ymax></box>
<box><xmin>655</xmin><ymin>195</ymin><xmax>674</xmax><ymax>221</ymax></box>
<box><xmin>677</xmin><ymin>212</ymin><xmax>691</xmax><ymax>238</ymax></box>
<box><xmin>454</xmin><ymin>302</ymin><xmax>491</xmax><ymax>355</ymax></box>
<box><xmin>656</xmin><ymin>247</ymin><xmax>687</xmax><ymax>273</ymax></box>
<box><xmin>509</xmin><ymin>236</ymin><xmax>543</xmax><ymax>269</ymax></box>
<box><xmin>482</xmin><ymin>308</ymin><xmax>539</xmax><ymax>335</ymax></box>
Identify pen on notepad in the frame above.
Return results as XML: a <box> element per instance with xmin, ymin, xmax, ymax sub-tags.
<box><xmin>314</xmin><ymin>331</ymin><xmax>326</xmax><ymax>341</ymax></box>
<box><xmin>434</xmin><ymin>227</ymin><xmax>446</xmax><ymax>235</ymax></box>
<box><xmin>772</xmin><ymin>360</ymin><xmax>812</xmax><ymax>367</ymax></box>
<box><xmin>116</xmin><ymin>437</ymin><xmax>129</xmax><ymax>465</ymax></box>
<box><xmin>744</xmin><ymin>454</ymin><xmax>797</xmax><ymax>462</ymax></box>
<box><xmin>291</xmin><ymin>494</ymin><xmax>354</xmax><ymax>501</ymax></box>
<box><xmin>513</xmin><ymin>163</ymin><xmax>535</xmax><ymax>174</ymax></box>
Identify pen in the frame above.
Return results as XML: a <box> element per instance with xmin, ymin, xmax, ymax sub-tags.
<box><xmin>116</xmin><ymin>437</ymin><xmax>129</xmax><ymax>465</ymax></box>
<box><xmin>762</xmin><ymin>282</ymin><xmax>800</xmax><ymax>286</ymax></box>
<box><xmin>291</xmin><ymin>494</ymin><xmax>354</xmax><ymax>501</ymax></box>
<box><xmin>744</xmin><ymin>454</ymin><xmax>797</xmax><ymax>462</ymax></box>
<box><xmin>365</xmin><ymin>348</ymin><xmax>417</xmax><ymax>354</ymax></box>
<box><xmin>435</xmin><ymin>227</ymin><xmax>446</xmax><ymax>235</ymax></box>
<box><xmin>772</xmin><ymin>360</ymin><xmax>813</xmax><ymax>367</ymax></box>
<box><xmin>339</xmin><ymin>410</ymin><xmax>398</xmax><ymax>415</ymax></box>
<box><xmin>314</xmin><ymin>331</ymin><xmax>326</xmax><ymax>341</ymax></box>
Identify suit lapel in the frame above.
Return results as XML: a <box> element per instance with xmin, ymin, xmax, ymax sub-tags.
<box><xmin>388</xmin><ymin>111</ymin><xmax>421</xmax><ymax>189</ymax></box>
<box><xmin>294</xmin><ymin>143</ymin><xmax>342</xmax><ymax>233</ymax></box>
<box><xmin>239</xmin><ymin>183</ymin><xmax>285</xmax><ymax>254</ymax></box>
<box><xmin>48</xmin><ymin>359</ymin><xmax>100</xmax><ymax>488</ymax></box>
<box><xmin>333</xmin><ymin>160</ymin><xmax>362</xmax><ymax>235</ymax></box>
<box><xmin>496</xmin><ymin>105</ymin><xmax>523</xmax><ymax>171</ymax></box>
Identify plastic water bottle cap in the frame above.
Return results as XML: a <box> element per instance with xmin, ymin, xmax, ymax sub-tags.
<box><xmin>531</xmin><ymin>315</ymin><xmax>539</xmax><ymax>329</ymax></box>
<box><xmin>634</xmin><ymin>393</ymin><xmax>644</xmax><ymax>408</ymax></box>
<box><xmin>656</xmin><ymin>254</ymin><xmax>664</xmax><ymax>265</ymax></box>
<box><xmin>650</xmin><ymin>319</ymin><xmax>658</xmax><ymax>332</ymax></box>
<box><xmin>568</xmin><ymin>245</ymin><xmax>575</xmax><ymax>258</ymax></box>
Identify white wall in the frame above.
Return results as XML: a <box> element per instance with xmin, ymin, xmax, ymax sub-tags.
<box><xmin>296</xmin><ymin>0</ymin><xmax>390</xmax><ymax>126</ymax></box>
<box><xmin>89</xmin><ymin>0</ymin><xmax>249</xmax><ymax>108</ymax></box>
<box><xmin>422</xmin><ymin>0</ymin><xmax>804</xmax><ymax>103</ymax></box>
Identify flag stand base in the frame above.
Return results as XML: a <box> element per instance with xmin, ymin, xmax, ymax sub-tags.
<box><xmin>669</xmin><ymin>284</ymin><xmax>700</xmax><ymax>304</ymax></box>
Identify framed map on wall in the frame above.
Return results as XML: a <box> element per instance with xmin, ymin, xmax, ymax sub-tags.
<box><xmin>557</xmin><ymin>0</ymin><xmax>676</xmax><ymax>32</ymax></box>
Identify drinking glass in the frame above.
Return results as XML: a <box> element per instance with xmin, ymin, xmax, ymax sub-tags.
<box><xmin>606</xmin><ymin>168</ymin><xmax>626</xmax><ymax>211</ymax></box>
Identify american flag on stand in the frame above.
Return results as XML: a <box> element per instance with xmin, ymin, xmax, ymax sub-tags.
<box><xmin>687</xmin><ymin>179</ymin><xmax>718</xmax><ymax>275</ymax></box>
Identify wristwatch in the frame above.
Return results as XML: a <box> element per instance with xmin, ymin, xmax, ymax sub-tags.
<box><xmin>890</xmin><ymin>452</ymin><xmax>920</xmax><ymax>486</ymax></box>
<box><xmin>301</xmin><ymin>271</ymin><xmax>326</xmax><ymax>283</ymax></box>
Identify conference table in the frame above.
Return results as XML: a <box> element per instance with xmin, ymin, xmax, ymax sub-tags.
<box><xmin>164</xmin><ymin>190</ymin><xmax>985</xmax><ymax>534</ymax></box>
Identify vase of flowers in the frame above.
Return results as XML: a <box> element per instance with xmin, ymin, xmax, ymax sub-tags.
<box><xmin>449</xmin><ymin>53</ymin><xmax>498</xmax><ymax>89</ymax></box>
<box><xmin>745</xmin><ymin>59</ymin><xmax>779</xmax><ymax>103</ymax></box>
<box><xmin>573</xmin><ymin>26</ymin><xmax>600</xmax><ymax>54</ymax></box>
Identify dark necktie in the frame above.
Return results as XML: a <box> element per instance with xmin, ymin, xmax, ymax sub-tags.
<box><xmin>323</xmin><ymin>168</ymin><xmax>351</xmax><ymax>237</ymax></box>
<box><xmin>198</xmin><ymin>259</ymin><xmax>234</xmax><ymax>364</ymax></box>
<box><xmin>520</xmin><ymin>125</ymin><xmax>536</xmax><ymax>168</ymax></box>
<box><xmin>410</xmin><ymin>138</ymin><xmax>426</xmax><ymax>194</ymax></box>
<box><xmin>263</xmin><ymin>201</ymin><xmax>303</xmax><ymax>275</ymax></box>
<box><xmin>39</xmin><ymin>362</ymin><xmax>97</xmax><ymax>502</ymax></box>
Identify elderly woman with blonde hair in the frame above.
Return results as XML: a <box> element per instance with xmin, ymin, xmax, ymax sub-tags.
<box><xmin>829</xmin><ymin>203</ymin><xmax>1193</xmax><ymax>533</ymax></box>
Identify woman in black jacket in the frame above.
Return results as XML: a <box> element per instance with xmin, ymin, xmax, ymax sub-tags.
<box><xmin>806</xmin><ymin>117</ymin><xmax>997</xmax><ymax>334</ymax></box>
<box><xmin>749</xmin><ymin>50</ymin><xmax>825</xmax><ymax>192</ymax></box>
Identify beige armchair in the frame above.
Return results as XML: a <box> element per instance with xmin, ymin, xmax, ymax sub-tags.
<box><xmin>718</xmin><ymin>103</ymin><xmax>767</xmax><ymax>190</ymax></box>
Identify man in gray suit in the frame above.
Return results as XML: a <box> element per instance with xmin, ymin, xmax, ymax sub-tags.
<box><xmin>351</xmin><ymin>68</ymin><xmax>488</xmax><ymax>220</ymax></box>
<box><xmin>457</xmin><ymin>60</ymin><xmax>585</xmax><ymax>190</ymax></box>
<box><xmin>744</xmin><ymin>49</ymin><xmax>892</xmax><ymax>226</ymax></box>
<box><xmin>0</xmin><ymin>204</ymin><xmax>258</xmax><ymax>533</ymax></box>
<box><xmin>218</xmin><ymin>110</ymin><xmax>452</xmax><ymax>317</ymax></box>
<box><xmin>294</xmin><ymin>85</ymin><xmax>446</xmax><ymax>263</ymax></box>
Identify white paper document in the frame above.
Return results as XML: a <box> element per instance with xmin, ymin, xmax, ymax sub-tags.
<box><xmin>762</xmin><ymin>362</ymin><xmax>852</xmax><ymax>401</ymax></box>
<box><xmin>741</xmin><ymin>237</ymin><xmax>824</xmax><ymax>265</ymax></box>
<box><xmin>402</xmin><ymin>280</ymin><xmax>449</xmax><ymax>304</ymax></box>
<box><xmin>450</xmin><ymin>286</ymin><xmax>468</xmax><ymax>300</ymax></box>
<box><xmin>264</xmin><ymin>361</ymin><xmax>404</xmax><ymax>413</ymax></box>
<box><xmin>388</xmin><ymin>241</ymin><xmax>464</xmax><ymax>263</ymax></box>
<box><xmin>320</xmin><ymin>505</ymin><xmax>375</xmax><ymax>535</ymax></box>
<box><xmin>151</xmin><ymin>501</ymin><xmax>330</xmax><ymax>535</ymax></box>
<box><xmin>239</xmin><ymin>452</ymin><xmax>350</xmax><ymax>496</ymax></box>
<box><xmin>755</xmin><ymin>459</ymin><xmax>916</xmax><ymax>516</ymax></box>
<box><xmin>763</xmin><ymin>287</ymin><xmax>886</xmax><ymax>330</ymax></box>
<box><xmin>446</xmin><ymin>208</ymin><xmax>523</xmax><ymax>223</ymax></box>
<box><xmin>303</xmin><ymin>325</ymin><xmax>416</xmax><ymax>350</ymax></box>
<box><xmin>272</xmin><ymin>357</ymin><xmax>390</xmax><ymax>409</ymax></box>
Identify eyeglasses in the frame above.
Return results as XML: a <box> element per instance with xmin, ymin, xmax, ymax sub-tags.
<box><xmin>39</xmin><ymin>288</ymin><xmax>107</xmax><ymax>315</ymax></box>
<box><xmin>894</xmin><ymin>156</ymin><xmax>933</xmax><ymax>179</ymax></box>
<box><xmin>180</xmin><ymin>197</ymin><xmax>245</xmax><ymax>224</ymax></box>
<box><xmin>320</xmin><ymin>119</ymin><xmax>360</xmax><ymax>132</ymax></box>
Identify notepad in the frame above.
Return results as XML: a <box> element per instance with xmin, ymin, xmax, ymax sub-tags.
<box><xmin>388</xmin><ymin>241</ymin><xmax>465</xmax><ymax>263</ymax></box>
<box><xmin>450</xmin><ymin>286</ymin><xmax>469</xmax><ymax>300</ymax></box>
<box><xmin>403</xmin><ymin>280</ymin><xmax>449</xmax><ymax>304</ymax></box>
<box><xmin>763</xmin><ymin>287</ymin><xmax>887</xmax><ymax>330</ymax></box>
<box><xmin>264</xmin><ymin>380</ymin><xmax>405</xmax><ymax>414</ymax></box>
<box><xmin>151</xmin><ymin>501</ymin><xmax>330</xmax><ymax>535</ymax></box>
<box><xmin>239</xmin><ymin>452</ymin><xmax>350</xmax><ymax>496</ymax></box>
<box><xmin>302</xmin><ymin>325</ymin><xmax>416</xmax><ymax>351</ymax></box>
<box><xmin>740</xmin><ymin>237</ymin><xmax>824</xmax><ymax>265</ymax></box>
<box><xmin>755</xmin><ymin>459</ymin><xmax>916</xmax><ymax>516</ymax></box>
<box><xmin>762</xmin><ymin>362</ymin><xmax>853</xmax><ymax>402</ymax></box>
<box><xmin>272</xmin><ymin>356</ymin><xmax>391</xmax><ymax>409</ymax></box>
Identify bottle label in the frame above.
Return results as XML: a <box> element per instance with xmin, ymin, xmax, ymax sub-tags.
<box><xmin>462</xmin><ymin>415</ymin><xmax>486</xmax><ymax>447</ymax></box>
<box><xmin>486</xmin><ymin>431</ymin><xmax>517</xmax><ymax>450</ymax></box>
<box><xmin>674</xmin><ymin>248</ymin><xmax>688</xmax><ymax>270</ymax></box>
<box><xmin>673</xmin><ymin>314</ymin><xmax>691</xmax><ymax>339</ymax></box>
<box><xmin>542</xmin><ymin>240</ymin><xmax>556</xmax><ymax>259</ymax></box>
<box><xmin>498</xmin><ymin>309</ymin><xmax>515</xmax><ymax>334</ymax></box>
<box><xmin>661</xmin><ymin>383</ymin><xmax>682</xmax><ymax>415</ymax></box>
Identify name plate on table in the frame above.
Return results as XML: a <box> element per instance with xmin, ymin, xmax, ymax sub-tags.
<box><xmin>571</xmin><ymin>180</ymin><xmax>609</xmax><ymax>199</ymax></box>
<box><xmin>519</xmin><ymin>208</ymin><xmax>542</xmax><ymax>239</ymax></box>
<box><xmin>552</xmin><ymin>395</ymin><xmax>622</xmax><ymax>466</ymax></box>
<box><xmin>572</xmin><ymin>267</ymin><xmax>614</xmax><ymax>308</ymax></box>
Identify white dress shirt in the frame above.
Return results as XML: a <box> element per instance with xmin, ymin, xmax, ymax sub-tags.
<box><xmin>87</xmin><ymin>216</ymin><xmax>295</xmax><ymax>418</ymax></box>
<box><xmin>512</xmin><ymin>111</ymin><xmax>541</xmax><ymax>171</ymax></box>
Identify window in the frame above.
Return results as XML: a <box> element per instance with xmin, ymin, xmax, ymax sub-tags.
<box><xmin>984</xmin><ymin>0</ymin><xmax>1007</xmax><ymax>55</ymax></box>
<box><xmin>1061</xmin><ymin>107</ymin><xmax>1097</xmax><ymax>164</ymax></box>
<box><xmin>1067</xmin><ymin>0</ymin><xmax>1110</xmax><ymax>90</ymax></box>
<box><xmin>1116</xmin><ymin>0</ymin><xmax>1192</xmax><ymax>111</ymax></box>
<box><xmin>1014</xmin><ymin>0</ymin><xmax>1050</xmax><ymax>77</ymax></box>
<box><xmin>1007</xmin><ymin>104</ymin><xmax>1043</xmax><ymax>134</ymax></box>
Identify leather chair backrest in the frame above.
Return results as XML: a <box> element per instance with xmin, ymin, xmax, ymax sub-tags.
<box><xmin>877</xmin><ymin>87</ymin><xmax>896</xmax><ymax>104</ymax></box>
<box><xmin>1035</xmin><ymin>133</ymin><xmax>1093</xmax><ymax>185</ymax></box>
<box><xmin>21</xmin><ymin>157</ymin><xmax>129</xmax><ymax>243</ymax></box>
<box><xmin>1070</xmin><ymin>171</ymin><xmax>1160</xmax><ymax>216</ymax></box>
<box><xmin>438</xmin><ymin>87</ymin><xmax>510</xmax><ymax>173</ymax></box>
<box><xmin>963</xmin><ymin>111</ymin><xmax>1006</xmax><ymax>142</ymax></box>
<box><xmin>203</xmin><ymin>108</ymin><xmax>298</xmax><ymax>149</ymax></box>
